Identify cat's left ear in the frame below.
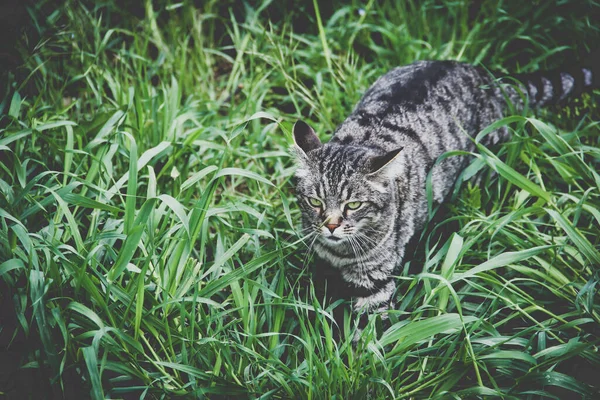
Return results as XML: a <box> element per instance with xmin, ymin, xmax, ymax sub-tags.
<box><xmin>293</xmin><ymin>120</ymin><xmax>322</xmax><ymax>156</ymax></box>
<box><xmin>366</xmin><ymin>147</ymin><xmax>404</xmax><ymax>177</ymax></box>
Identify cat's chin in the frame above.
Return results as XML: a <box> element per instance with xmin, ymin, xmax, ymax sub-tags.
<box><xmin>319</xmin><ymin>235</ymin><xmax>345</xmax><ymax>245</ymax></box>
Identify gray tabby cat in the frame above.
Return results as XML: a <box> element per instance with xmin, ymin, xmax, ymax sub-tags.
<box><xmin>293</xmin><ymin>60</ymin><xmax>597</xmax><ymax>316</ymax></box>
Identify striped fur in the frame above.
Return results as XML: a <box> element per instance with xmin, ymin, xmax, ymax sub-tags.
<box><xmin>293</xmin><ymin>60</ymin><xmax>597</xmax><ymax>317</ymax></box>
<box><xmin>510</xmin><ymin>64</ymin><xmax>598</xmax><ymax>107</ymax></box>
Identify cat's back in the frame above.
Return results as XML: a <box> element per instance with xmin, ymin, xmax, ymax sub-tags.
<box><xmin>355</xmin><ymin>60</ymin><xmax>490</xmax><ymax>116</ymax></box>
<box><xmin>330</xmin><ymin>60</ymin><xmax>501</xmax><ymax>156</ymax></box>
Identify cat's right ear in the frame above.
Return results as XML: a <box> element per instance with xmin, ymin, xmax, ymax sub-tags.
<box><xmin>293</xmin><ymin>120</ymin><xmax>322</xmax><ymax>156</ymax></box>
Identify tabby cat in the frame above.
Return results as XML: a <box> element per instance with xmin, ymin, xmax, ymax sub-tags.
<box><xmin>293</xmin><ymin>60</ymin><xmax>596</xmax><ymax>316</ymax></box>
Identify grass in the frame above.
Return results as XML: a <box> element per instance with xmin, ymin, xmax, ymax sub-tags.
<box><xmin>1</xmin><ymin>0</ymin><xmax>599</xmax><ymax>398</ymax></box>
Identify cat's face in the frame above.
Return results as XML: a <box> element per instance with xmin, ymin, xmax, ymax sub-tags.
<box><xmin>293</xmin><ymin>121</ymin><xmax>402</xmax><ymax>250</ymax></box>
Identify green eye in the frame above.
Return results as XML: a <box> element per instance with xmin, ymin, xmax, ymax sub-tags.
<box><xmin>308</xmin><ymin>197</ymin><xmax>322</xmax><ymax>207</ymax></box>
<box><xmin>345</xmin><ymin>201</ymin><xmax>362</xmax><ymax>210</ymax></box>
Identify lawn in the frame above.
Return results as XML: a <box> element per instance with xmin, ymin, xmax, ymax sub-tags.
<box><xmin>1</xmin><ymin>0</ymin><xmax>599</xmax><ymax>398</ymax></box>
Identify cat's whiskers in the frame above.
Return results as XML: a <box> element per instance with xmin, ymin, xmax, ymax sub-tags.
<box><xmin>354</xmin><ymin>231</ymin><xmax>380</xmax><ymax>247</ymax></box>
<box><xmin>348</xmin><ymin>236</ymin><xmax>370</xmax><ymax>275</ymax></box>
<box><xmin>276</xmin><ymin>224</ymin><xmax>317</xmax><ymax>249</ymax></box>
<box><xmin>297</xmin><ymin>226</ymin><xmax>316</xmax><ymax>242</ymax></box>
<box><xmin>359</xmin><ymin>225</ymin><xmax>388</xmax><ymax>237</ymax></box>
<box><xmin>353</xmin><ymin>234</ymin><xmax>386</xmax><ymax>265</ymax></box>
<box><xmin>301</xmin><ymin>230</ymin><xmax>321</xmax><ymax>271</ymax></box>
<box><xmin>357</xmin><ymin>227</ymin><xmax>395</xmax><ymax>251</ymax></box>
<box><xmin>346</xmin><ymin>236</ymin><xmax>363</xmax><ymax>273</ymax></box>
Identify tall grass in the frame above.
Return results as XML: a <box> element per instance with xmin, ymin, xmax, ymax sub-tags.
<box><xmin>1</xmin><ymin>0</ymin><xmax>599</xmax><ymax>398</ymax></box>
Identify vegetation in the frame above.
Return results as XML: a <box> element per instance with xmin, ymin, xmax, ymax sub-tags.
<box><xmin>1</xmin><ymin>0</ymin><xmax>599</xmax><ymax>398</ymax></box>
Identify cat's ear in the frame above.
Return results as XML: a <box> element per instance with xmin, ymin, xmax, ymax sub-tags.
<box><xmin>366</xmin><ymin>147</ymin><xmax>404</xmax><ymax>177</ymax></box>
<box><xmin>293</xmin><ymin>120</ymin><xmax>322</xmax><ymax>156</ymax></box>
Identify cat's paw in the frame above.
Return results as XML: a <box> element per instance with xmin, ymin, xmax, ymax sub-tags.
<box><xmin>351</xmin><ymin>306</ymin><xmax>395</xmax><ymax>344</ymax></box>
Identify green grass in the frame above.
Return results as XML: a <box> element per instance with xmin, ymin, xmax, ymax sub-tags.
<box><xmin>1</xmin><ymin>0</ymin><xmax>599</xmax><ymax>398</ymax></box>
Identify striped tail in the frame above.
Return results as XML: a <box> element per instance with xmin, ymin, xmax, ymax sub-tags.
<box><xmin>510</xmin><ymin>55</ymin><xmax>599</xmax><ymax>107</ymax></box>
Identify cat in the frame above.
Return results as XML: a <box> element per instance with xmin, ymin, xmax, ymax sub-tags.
<box><xmin>292</xmin><ymin>59</ymin><xmax>597</xmax><ymax>319</ymax></box>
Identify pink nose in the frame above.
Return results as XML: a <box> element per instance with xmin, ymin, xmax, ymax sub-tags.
<box><xmin>326</xmin><ymin>223</ymin><xmax>339</xmax><ymax>233</ymax></box>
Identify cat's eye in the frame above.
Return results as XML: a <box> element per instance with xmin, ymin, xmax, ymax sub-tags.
<box><xmin>308</xmin><ymin>197</ymin><xmax>322</xmax><ymax>207</ymax></box>
<box><xmin>345</xmin><ymin>201</ymin><xmax>362</xmax><ymax>211</ymax></box>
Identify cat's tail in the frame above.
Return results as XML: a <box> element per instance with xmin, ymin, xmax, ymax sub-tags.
<box><xmin>504</xmin><ymin>51</ymin><xmax>599</xmax><ymax>108</ymax></box>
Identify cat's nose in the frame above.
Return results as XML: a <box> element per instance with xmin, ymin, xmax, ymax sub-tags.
<box><xmin>326</xmin><ymin>223</ymin><xmax>339</xmax><ymax>233</ymax></box>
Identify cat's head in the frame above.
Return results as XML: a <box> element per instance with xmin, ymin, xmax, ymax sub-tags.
<box><xmin>292</xmin><ymin>120</ymin><xmax>403</xmax><ymax>250</ymax></box>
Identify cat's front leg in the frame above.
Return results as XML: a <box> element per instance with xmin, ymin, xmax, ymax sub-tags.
<box><xmin>352</xmin><ymin>279</ymin><xmax>396</xmax><ymax>342</ymax></box>
<box><xmin>352</xmin><ymin>279</ymin><xmax>396</xmax><ymax>343</ymax></box>
<box><xmin>353</xmin><ymin>279</ymin><xmax>396</xmax><ymax>313</ymax></box>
